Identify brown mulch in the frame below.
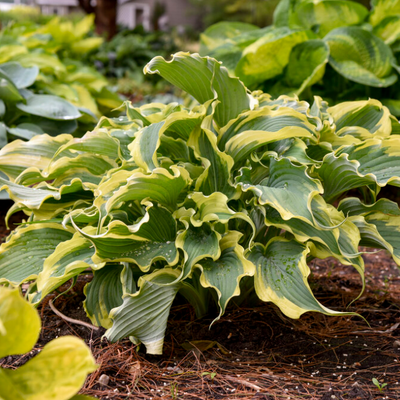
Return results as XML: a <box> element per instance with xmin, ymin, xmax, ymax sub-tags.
<box><xmin>1</xmin><ymin>209</ymin><xmax>400</xmax><ymax>399</ymax></box>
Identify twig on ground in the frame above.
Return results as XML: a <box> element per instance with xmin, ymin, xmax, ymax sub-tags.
<box><xmin>49</xmin><ymin>299</ymin><xmax>99</xmax><ymax>331</ymax></box>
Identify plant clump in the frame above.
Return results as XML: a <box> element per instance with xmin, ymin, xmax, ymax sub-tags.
<box><xmin>0</xmin><ymin>53</ymin><xmax>400</xmax><ymax>354</ymax></box>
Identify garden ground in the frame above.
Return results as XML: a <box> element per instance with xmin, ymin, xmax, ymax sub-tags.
<box><xmin>1</xmin><ymin>208</ymin><xmax>400</xmax><ymax>400</ymax></box>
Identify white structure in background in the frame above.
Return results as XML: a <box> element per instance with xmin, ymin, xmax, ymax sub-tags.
<box><xmin>117</xmin><ymin>1</ymin><xmax>150</xmax><ymax>31</ymax></box>
<box><xmin>0</xmin><ymin>0</ymin><xmax>34</xmax><ymax>11</ymax></box>
<box><xmin>33</xmin><ymin>0</ymin><xmax>151</xmax><ymax>29</ymax></box>
<box><xmin>35</xmin><ymin>0</ymin><xmax>77</xmax><ymax>15</ymax></box>
<box><xmin>0</xmin><ymin>0</ymin><xmax>198</xmax><ymax>31</ymax></box>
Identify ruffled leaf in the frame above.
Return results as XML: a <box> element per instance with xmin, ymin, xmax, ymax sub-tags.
<box><xmin>247</xmin><ymin>238</ymin><xmax>354</xmax><ymax>319</ymax></box>
<box><xmin>144</xmin><ymin>52</ymin><xmax>251</xmax><ymax>127</ymax></box>
<box><xmin>324</xmin><ymin>27</ymin><xmax>397</xmax><ymax>88</ymax></box>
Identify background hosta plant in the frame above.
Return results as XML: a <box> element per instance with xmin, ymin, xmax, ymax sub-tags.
<box><xmin>0</xmin><ymin>287</ymin><xmax>97</xmax><ymax>400</ymax></box>
<box><xmin>200</xmin><ymin>0</ymin><xmax>400</xmax><ymax>115</ymax></box>
<box><xmin>0</xmin><ymin>53</ymin><xmax>400</xmax><ymax>354</ymax></box>
<box><xmin>0</xmin><ymin>61</ymin><xmax>82</xmax><ymax>147</ymax></box>
<box><xmin>0</xmin><ymin>15</ymin><xmax>121</xmax><ymax>123</ymax></box>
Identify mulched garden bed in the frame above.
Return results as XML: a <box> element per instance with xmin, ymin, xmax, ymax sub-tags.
<box><xmin>1</xmin><ymin>207</ymin><xmax>400</xmax><ymax>400</ymax></box>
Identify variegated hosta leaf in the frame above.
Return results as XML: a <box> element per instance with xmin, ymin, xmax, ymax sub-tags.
<box><xmin>350</xmin><ymin>214</ymin><xmax>400</xmax><ymax>266</ymax></box>
<box><xmin>105</xmin><ymin>166</ymin><xmax>191</xmax><ymax>213</ymax></box>
<box><xmin>15</xmin><ymin>151</ymin><xmax>117</xmax><ymax>187</ymax></box>
<box><xmin>160</xmin><ymin>106</ymin><xmax>208</xmax><ymax>142</ymax></box>
<box><xmin>33</xmin><ymin>234</ymin><xmax>97</xmax><ymax>302</ymax></box>
<box><xmin>339</xmin><ymin>197</ymin><xmax>400</xmax><ymax>264</ymax></box>
<box><xmin>374</xmin><ymin>15</ymin><xmax>400</xmax><ymax>45</ymax></box>
<box><xmin>175</xmin><ymin>224</ymin><xmax>220</xmax><ymax>280</ymax></box>
<box><xmin>119</xmin><ymin>101</ymin><xmax>150</xmax><ymax>126</ymax></box>
<box><xmin>84</xmin><ymin>263</ymin><xmax>137</xmax><ymax>328</ymax></box>
<box><xmin>189</xmin><ymin>192</ymin><xmax>255</xmax><ymax>235</ymax></box>
<box><xmin>206</xmin><ymin>27</ymin><xmax>275</xmax><ymax>73</ymax></box>
<box><xmin>106</xmin><ymin>269</ymin><xmax>182</xmax><ymax>354</ymax></box>
<box><xmin>121</xmin><ymin>101</ymin><xmax>183</xmax><ymax>126</ymax></box>
<box><xmin>317</xmin><ymin>138</ymin><xmax>400</xmax><ymax>202</ymax></box>
<box><xmin>129</xmin><ymin>121</ymin><xmax>163</xmax><ymax>172</ymax></box>
<box><xmin>76</xmin><ymin>204</ymin><xmax>178</xmax><ymax>270</ymax></box>
<box><xmin>267</xmin><ymin>137</ymin><xmax>319</xmax><ymax>165</ymax></box>
<box><xmin>93</xmin><ymin>169</ymin><xmax>134</xmax><ymax>203</ymax></box>
<box><xmin>52</xmin><ymin>129</ymin><xmax>122</xmax><ymax>162</ymax></box>
<box><xmin>144</xmin><ymin>52</ymin><xmax>251</xmax><ymax>128</ymax></box>
<box><xmin>236</xmin><ymin>157</ymin><xmax>323</xmax><ymax>225</ymax></box>
<box><xmin>273</xmin><ymin>0</ymin><xmax>299</xmax><ymax>28</ymax></box>
<box><xmin>235</xmin><ymin>28</ymin><xmax>314</xmax><ymax>87</ymax></box>
<box><xmin>294</xmin><ymin>0</ymin><xmax>368</xmax><ymax>37</ymax></box>
<box><xmin>0</xmin><ymin>336</ymin><xmax>97</xmax><ymax>400</ymax></box>
<box><xmin>319</xmin><ymin>99</ymin><xmax>393</xmax><ymax>148</ymax></box>
<box><xmin>0</xmin><ymin>287</ymin><xmax>41</xmax><ymax>359</ymax></box>
<box><xmin>109</xmin><ymin>129</ymin><xmax>137</xmax><ymax>160</ymax></box>
<box><xmin>159</xmin><ymin>135</ymin><xmax>192</xmax><ymax>163</ymax></box>
<box><xmin>0</xmin><ymin>134</ymin><xmax>72</xmax><ymax>180</ymax></box>
<box><xmin>97</xmin><ymin>114</ymin><xmax>139</xmax><ymax>131</ymax></box>
<box><xmin>218</xmin><ymin>105</ymin><xmax>315</xmax><ymax>150</ymax></box>
<box><xmin>370</xmin><ymin>0</ymin><xmax>400</xmax><ymax>27</ymax></box>
<box><xmin>195</xmin><ymin>231</ymin><xmax>255</xmax><ymax>323</ymax></box>
<box><xmin>338</xmin><ymin>197</ymin><xmax>400</xmax><ymax>217</ymax></box>
<box><xmin>188</xmin><ymin>109</ymin><xmax>237</xmax><ymax>198</ymax></box>
<box><xmin>0</xmin><ymin>287</ymin><xmax>97</xmax><ymax>400</ymax></box>
<box><xmin>0</xmin><ymin>223</ymin><xmax>74</xmax><ymax>286</ymax></box>
<box><xmin>219</xmin><ymin>106</ymin><xmax>317</xmax><ymax>163</ymax></box>
<box><xmin>0</xmin><ymin>178</ymin><xmax>93</xmax><ymax>220</ymax></box>
<box><xmin>328</xmin><ymin>99</ymin><xmax>392</xmax><ymax>138</ymax></box>
<box><xmin>282</xmin><ymin>39</ymin><xmax>329</xmax><ymax>95</ymax></box>
<box><xmin>200</xmin><ymin>21</ymin><xmax>258</xmax><ymax>54</ymax></box>
<box><xmin>247</xmin><ymin>237</ymin><xmax>353</xmax><ymax>319</ymax></box>
<box><xmin>324</xmin><ymin>26</ymin><xmax>397</xmax><ymax>87</ymax></box>
<box><xmin>264</xmin><ymin>197</ymin><xmax>364</xmax><ymax>278</ymax></box>
<box><xmin>129</xmin><ymin>106</ymin><xmax>207</xmax><ymax>172</ymax></box>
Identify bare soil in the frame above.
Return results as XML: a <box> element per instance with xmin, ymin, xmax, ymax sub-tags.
<box><xmin>1</xmin><ymin>206</ymin><xmax>400</xmax><ymax>400</ymax></box>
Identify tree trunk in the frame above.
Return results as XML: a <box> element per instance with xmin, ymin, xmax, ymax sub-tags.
<box><xmin>77</xmin><ymin>0</ymin><xmax>95</xmax><ymax>14</ymax></box>
<box><xmin>95</xmin><ymin>0</ymin><xmax>118</xmax><ymax>40</ymax></box>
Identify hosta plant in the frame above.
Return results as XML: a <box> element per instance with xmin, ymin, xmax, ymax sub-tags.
<box><xmin>0</xmin><ymin>15</ymin><xmax>121</xmax><ymax>121</ymax></box>
<box><xmin>0</xmin><ymin>287</ymin><xmax>97</xmax><ymax>400</ymax></box>
<box><xmin>1</xmin><ymin>53</ymin><xmax>400</xmax><ymax>354</ymax></box>
<box><xmin>200</xmin><ymin>0</ymin><xmax>400</xmax><ymax>114</ymax></box>
<box><xmin>0</xmin><ymin>61</ymin><xmax>81</xmax><ymax>147</ymax></box>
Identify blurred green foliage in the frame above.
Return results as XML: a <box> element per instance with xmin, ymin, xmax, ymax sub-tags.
<box><xmin>200</xmin><ymin>0</ymin><xmax>400</xmax><ymax>116</ymax></box>
<box><xmin>190</xmin><ymin>0</ymin><xmax>281</xmax><ymax>27</ymax></box>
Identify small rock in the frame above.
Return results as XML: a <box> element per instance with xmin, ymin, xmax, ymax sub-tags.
<box><xmin>166</xmin><ymin>366</ymin><xmax>183</xmax><ymax>374</ymax></box>
<box><xmin>98</xmin><ymin>374</ymin><xmax>110</xmax><ymax>386</ymax></box>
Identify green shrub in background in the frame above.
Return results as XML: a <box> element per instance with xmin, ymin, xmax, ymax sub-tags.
<box><xmin>89</xmin><ymin>26</ymin><xmax>175</xmax><ymax>81</ymax></box>
<box><xmin>1</xmin><ymin>53</ymin><xmax>400</xmax><ymax>354</ymax></box>
<box><xmin>190</xmin><ymin>0</ymin><xmax>280</xmax><ymax>28</ymax></box>
<box><xmin>86</xmin><ymin>26</ymin><xmax>178</xmax><ymax>99</ymax></box>
<box><xmin>200</xmin><ymin>0</ymin><xmax>400</xmax><ymax>115</ymax></box>
<box><xmin>0</xmin><ymin>287</ymin><xmax>97</xmax><ymax>400</ymax></box>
